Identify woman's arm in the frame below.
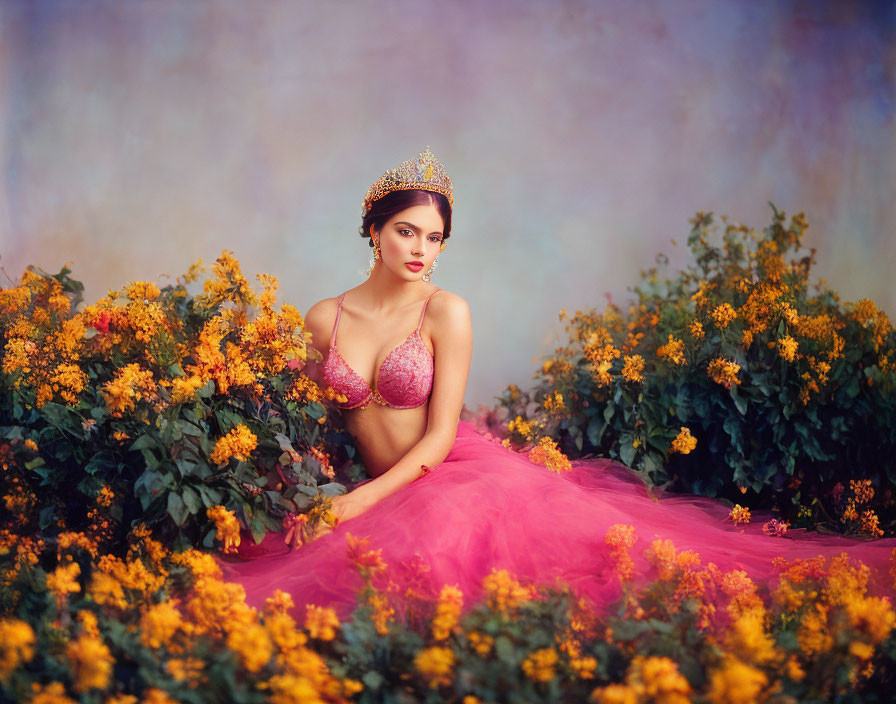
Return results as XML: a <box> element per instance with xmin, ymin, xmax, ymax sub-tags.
<box><xmin>344</xmin><ymin>292</ymin><xmax>473</xmax><ymax>508</ymax></box>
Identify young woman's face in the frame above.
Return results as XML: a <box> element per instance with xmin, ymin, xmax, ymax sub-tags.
<box><xmin>372</xmin><ymin>203</ymin><xmax>445</xmax><ymax>282</ymax></box>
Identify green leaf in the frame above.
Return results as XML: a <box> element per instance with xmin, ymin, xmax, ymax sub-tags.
<box><xmin>197</xmin><ymin>484</ymin><xmax>224</xmax><ymax>507</ymax></box>
<box><xmin>128</xmin><ymin>433</ymin><xmax>158</xmax><ymax>452</ymax></box>
<box><xmin>730</xmin><ymin>387</ymin><xmax>748</xmax><ymax>415</ymax></box>
<box><xmin>620</xmin><ymin>440</ymin><xmax>636</xmax><ymax>467</ymax></box>
<box><xmin>494</xmin><ymin>635</ymin><xmax>517</xmax><ymax>665</ymax></box>
<box><xmin>167</xmin><ymin>492</ymin><xmax>189</xmax><ymax>526</ymax></box>
<box><xmin>361</xmin><ymin>671</ymin><xmax>384</xmax><ymax>690</ymax></box>
<box><xmin>317</xmin><ymin>483</ymin><xmax>345</xmax><ymax>498</ymax></box>
<box><xmin>24</xmin><ymin>456</ymin><xmax>46</xmax><ymax>471</ymax></box>
<box><xmin>181</xmin><ymin>485</ymin><xmax>202</xmax><ymax>515</ymax></box>
<box><xmin>85</xmin><ymin>450</ymin><xmax>116</xmax><ymax>475</ymax></box>
<box><xmin>586</xmin><ymin>416</ymin><xmax>606</xmax><ymax>447</ymax></box>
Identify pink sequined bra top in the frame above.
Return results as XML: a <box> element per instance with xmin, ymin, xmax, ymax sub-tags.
<box><xmin>322</xmin><ymin>289</ymin><xmax>439</xmax><ymax>410</ymax></box>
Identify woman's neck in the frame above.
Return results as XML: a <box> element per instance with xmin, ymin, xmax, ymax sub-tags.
<box><xmin>358</xmin><ymin>263</ymin><xmax>432</xmax><ymax>313</ymax></box>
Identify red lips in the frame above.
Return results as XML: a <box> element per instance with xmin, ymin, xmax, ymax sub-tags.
<box><xmin>405</xmin><ymin>262</ymin><xmax>424</xmax><ymax>271</ymax></box>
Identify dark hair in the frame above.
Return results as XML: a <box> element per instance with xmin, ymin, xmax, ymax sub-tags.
<box><xmin>359</xmin><ymin>189</ymin><xmax>452</xmax><ymax>247</ymax></box>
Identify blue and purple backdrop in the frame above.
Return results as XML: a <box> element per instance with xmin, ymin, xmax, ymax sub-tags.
<box><xmin>1</xmin><ymin>0</ymin><xmax>893</xmax><ymax>408</ymax></box>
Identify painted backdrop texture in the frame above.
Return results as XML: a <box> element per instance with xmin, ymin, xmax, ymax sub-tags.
<box><xmin>1</xmin><ymin>0</ymin><xmax>893</xmax><ymax>409</ymax></box>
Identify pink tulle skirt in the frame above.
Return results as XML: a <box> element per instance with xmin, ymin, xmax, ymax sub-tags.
<box><xmin>217</xmin><ymin>420</ymin><xmax>896</xmax><ymax>620</ymax></box>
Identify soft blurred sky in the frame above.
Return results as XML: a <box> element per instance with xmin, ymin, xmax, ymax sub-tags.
<box><xmin>1</xmin><ymin>0</ymin><xmax>893</xmax><ymax>409</ymax></box>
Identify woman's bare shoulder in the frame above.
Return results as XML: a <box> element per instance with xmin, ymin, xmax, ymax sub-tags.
<box><xmin>304</xmin><ymin>295</ymin><xmax>340</xmax><ymax>322</ymax></box>
<box><xmin>303</xmin><ymin>295</ymin><xmax>343</xmax><ymax>350</ymax></box>
<box><xmin>428</xmin><ymin>288</ymin><xmax>471</xmax><ymax>326</ymax></box>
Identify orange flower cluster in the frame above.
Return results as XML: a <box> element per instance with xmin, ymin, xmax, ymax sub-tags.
<box><xmin>670</xmin><ymin>427</ymin><xmax>697</xmax><ymax>454</ymax></box>
<box><xmin>527</xmin><ymin>436</ymin><xmax>572</xmax><ymax>473</ymax></box>
<box><xmin>707</xmin><ymin>357</ymin><xmax>741</xmax><ymax>388</ymax></box>
<box><xmin>206</xmin><ymin>506</ymin><xmax>241</xmax><ymax>554</ymax></box>
<box><xmin>605</xmin><ymin>524</ymin><xmax>637</xmax><ymax>582</ymax></box>
<box><xmin>584</xmin><ymin>328</ymin><xmax>621</xmax><ymax>386</ymax></box>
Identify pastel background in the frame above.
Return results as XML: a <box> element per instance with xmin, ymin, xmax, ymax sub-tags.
<box><xmin>1</xmin><ymin>0</ymin><xmax>893</xmax><ymax>409</ymax></box>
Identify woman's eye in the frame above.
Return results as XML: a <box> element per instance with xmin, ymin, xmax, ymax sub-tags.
<box><xmin>399</xmin><ymin>229</ymin><xmax>413</xmax><ymax>236</ymax></box>
<box><xmin>429</xmin><ymin>236</ymin><xmax>442</xmax><ymax>243</ymax></box>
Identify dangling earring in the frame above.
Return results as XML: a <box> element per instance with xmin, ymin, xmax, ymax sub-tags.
<box><xmin>422</xmin><ymin>255</ymin><xmax>439</xmax><ymax>283</ymax></box>
<box><xmin>365</xmin><ymin>239</ymin><xmax>381</xmax><ymax>278</ymax></box>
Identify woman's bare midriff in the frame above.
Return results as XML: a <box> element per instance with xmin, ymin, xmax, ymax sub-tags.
<box><xmin>344</xmin><ymin>402</ymin><xmax>429</xmax><ymax>477</ymax></box>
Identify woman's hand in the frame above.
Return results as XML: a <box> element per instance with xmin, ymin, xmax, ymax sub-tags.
<box><xmin>310</xmin><ymin>488</ymin><xmax>378</xmax><ymax>541</ymax></box>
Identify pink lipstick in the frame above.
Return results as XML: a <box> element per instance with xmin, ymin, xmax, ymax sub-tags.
<box><xmin>405</xmin><ymin>262</ymin><xmax>424</xmax><ymax>272</ymax></box>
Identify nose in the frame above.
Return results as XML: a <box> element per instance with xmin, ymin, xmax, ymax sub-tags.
<box><xmin>411</xmin><ymin>236</ymin><xmax>425</xmax><ymax>256</ymax></box>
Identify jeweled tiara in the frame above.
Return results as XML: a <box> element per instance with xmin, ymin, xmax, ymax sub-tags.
<box><xmin>361</xmin><ymin>146</ymin><xmax>454</xmax><ymax>216</ymax></box>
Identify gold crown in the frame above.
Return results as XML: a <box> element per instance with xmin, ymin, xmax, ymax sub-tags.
<box><xmin>362</xmin><ymin>146</ymin><xmax>454</xmax><ymax>216</ymax></box>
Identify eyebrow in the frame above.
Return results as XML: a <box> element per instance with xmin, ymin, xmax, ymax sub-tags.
<box><xmin>394</xmin><ymin>221</ymin><xmax>443</xmax><ymax>236</ymax></box>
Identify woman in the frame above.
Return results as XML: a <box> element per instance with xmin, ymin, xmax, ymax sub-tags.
<box><xmin>219</xmin><ymin>147</ymin><xmax>896</xmax><ymax>620</ymax></box>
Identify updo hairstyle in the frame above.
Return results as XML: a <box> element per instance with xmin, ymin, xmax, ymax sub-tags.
<box><xmin>359</xmin><ymin>189</ymin><xmax>452</xmax><ymax>248</ymax></box>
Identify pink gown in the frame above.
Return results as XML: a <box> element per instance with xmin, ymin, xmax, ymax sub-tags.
<box><xmin>218</xmin><ymin>291</ymin><xmax>896</xmax><ymax>620</ymax></box>
<box><xmin>218</xmin><ymin>418</ymin><xmax>896</xmax><ymax>620</ymax></box>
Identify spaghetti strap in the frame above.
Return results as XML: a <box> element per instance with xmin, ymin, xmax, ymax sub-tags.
<box><xmin>416</xmin><ymin>288</ymin><xmax>440</xmax><ymax>332</ymax></box>
<box><xmin>329</xmin><ymin>294</ymin><xmax>346</xmax><ymax>347</ymax></box>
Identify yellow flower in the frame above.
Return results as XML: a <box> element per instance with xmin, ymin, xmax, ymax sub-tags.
<box><xmin>431</xmin><ymin>584</ymin><xmax>463</xmax><ymax>640</ymax></box>
<box><xmin>725</xmin><ymin>608</ymin><xmax>777</xmax><ymax>665</ymax></box>
<box><xmin>264</xmin><ymin>590</ymin><xmax>295</xmax><ymax>615</ymax></box>
<box><xmin>850</xmin><ymin>479</ymin><xmax>874</xmax><ymax>504</ymax></box>
<box><xmin>124</xmin><ymin>281</ymin><xmax>161</xmax><ymax>301</ymax></box>
<box><xmin>657</xmin><ymin>335</ymin><xmax>686</xmax><ymax>365</ymax></box>
<box><xmin>621</xmin><ymin>355</ymin><xmax>645</xmax><ymax>383</ymax></box>
<box><xmin>169</xmin><ymin>375</ymin><xmax>205</xmax><ymax>405</ymax></box>
<box><xmin>482</xmin><ymin>568</ymin><xmax>536</xmax><ymax>613</ymax></box>
<box><xmin>66</xmin><ymin>634</ymin><xmax>114</xmax><ymax>692</ymax></box>
<box><xmin>184</xmin><ymin>576</ymin><xmax>254</xmax><ymax>637</ymax></box>
<box><xmin>264</xmin><ymin>611</ymin><xmax>307</xmax><ymax>651</ymax></box>
<box><xmin>846</xmin><ymin>595</ymin><xmax>896</xmax><ymax>644</ymax></box>
<box><xmin>467</xmin><ymin>630</ymin><xmax>494</xmax><ymax>657</ymax></box>
<box><xmin>507</xmin><ymin>415</ymin><xmax>537</xmax><ymax>441</ymax></box>
<box><xmin>140</xmin><ymin>601</ymin><xmax>184</xmax><ymax>649</ymax></box>
<box><xmin>169</xmin><ymin>549</ymin><xmax>222</xmax><ymax>580</ymax></box>
<box><xmin>628</xmin><ymin>655</ymin><xmax>692</xmax><ymax>703</ymax></box>
<box><xmin>584</xmin><ymin>331</ymin><xmax>621</xmax><ymax>386</ymax></box>
<box><xmin>210</xmin><ymin>424</ymin><xmax>258</xmax><ymax>465</ymax></box>
<box><xmin>368</xmin><ymin>591</ymin><xmax>395</xmax><ymax>636</ymax></box>
<box><xmin>101</xmin><ymin>363</ymin><xmax>157</xmax><ymax>417</ymax></box>
<box><xmin>165</xmin><ymin>657</ymin><xmax>204</xmax><ymax>685</ymax></box>
<box><xmin>589</xmin><ymin>683</ymin><xmax>639</xmax><ymax>704</ymax></box>
<box><xmin>711</xmin><ymin>303</ymin><xmax>738</xmax><ymax>329</ymax></box>
<box><xmin>571</xmin><ymin>655</ymin><xmax>598</xmax><ymax>679</ymax></box>
<box><xmin>706</xmin><ymin>656</ymin><xmax>767</xmax><ymax>704</ymax></box>
<box><xmin>521</xmin><ymin>647</ymin><xmax>558</xmax><ymax>683</ymax></box>
<box><xmin>24</xmin><ymin>438</ymin><xmax>38</xmax><ymax>452</ymax></box>
<box><xmin>305</xmin><ymin>604</ymin><xmax>341</xmax><ymax>641</ymax></box>
<box><xmin>414</xmin><ymin>646</ymin><xmax>455</xmax><ymax>689</ymax></box>
<box><xmin>527</xmin><ymin>436</ymin><xmax>572</xmax><ymax>473</ymax></box>
<box><xmin>226</xmin><ymin>622</ymin><xmax>273</xmax><ymax>673</ymax></box>
<box><xmin>0</xmin><ymin>618</ymin><xmax>36</xmax><ymax>681</ymax></box>
<box><xmin>605</xmin><ymin>524</ymin><xmax>637</xmax><ymax>582</ymax></box>
<box><xmin>207</xmin><ymin>505</ymin><xmax>241</xmax><ymax>554</ymax></box>
<box><xmin>729</xmin><ymin>504</ymin><xmax>751</xmax><ymax>525</ymax></box>
<box><xmin>688</xmin><ymin>320</ymin><xmax>705</xmax><ymax>339</ymax></box>
<box><xmin>797</xmin><ymin>603</ymin><xmax>833</xmax><ymax>655</ymax></box>
<box><xmin>47</xmin><ymin>561</ymin><xmax>81</xmax><ymax>607</ymax></box>
<box><xmin>29</xmin><ymin>682</ymin><xmax>78</xmax><ymax>704</ymax></box>
<box><xmin>707</xmin><ymin>358</ymin><xmax>741</xmax><ymax>388</ymax></box>
<box><xmin>670</xmin><ymin>427</ymin><xmax>697</xmax><ymax>454</ymax></box>
<box><xmin>777</xmin><ymin>335</ymin><xmax>798</xmax><ymax>362</ymax></box>
<box><xmin>141</xmin><ymin>688</ymin><xmax>180</xmax><ymax>704</ymax></box>
<box><xmin>542</xmin><ymin>390</ymin><xmax>566</xmax><ymax>413</ymax></box>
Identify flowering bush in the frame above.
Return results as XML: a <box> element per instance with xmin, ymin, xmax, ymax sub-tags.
<box><xmin>0</xmin><ymin>253</ymin><xmax>360</xmax><ymax>554</ymax></box>
<box><xmin>4</xmin><ymin>522</ymin><xmax>894</xmax><ymax>703</ymax></box>
<box><xmin>480</xmin><ymin>206</ymin><xmax>896</xmax><ymax>537</ymax></box>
